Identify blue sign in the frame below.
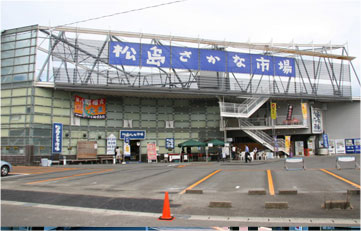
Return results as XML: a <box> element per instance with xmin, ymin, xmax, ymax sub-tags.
<box><xmin>141</xmin><ymin>44</ymin><xmax>170</xmax><ymax>68</ymax></box>
<box><xmin>227</xmin><ymin>52</ymin><xmax>251</xmax><ymax>74</ymax></box>
<box><xmin>322</xmin><ymin>133</ymin><xmax>329</xmax><ymax>148</ymax></box>
<box><xmin>109</xmin><ymin>42</ymin><xmax>140</xmax><ymax>66</ymax></box>
<box><xmin>120</xmin><ymin>130</ymin><xmax>146</xmax><ymax>140</ymax></box>
<box><xmin>354</xmin><ymin>138</ymin><xmax>360</xmax><ymax>154</ymax></box>
<box><xmin>109</xmin><ymin>42</ymin><xmax>296</xmax><ymax>77</ymax></box>
<box><xmin>171</xmin><ymin>46</ymin><xmax>198</xmax><ymax>70</ymax></box>
<box><xmin>345</xmin><ymin>139</ymin><xmax>355</xmax><ymax>154</ymax></box>
<box><xmin>165</xmin><ymin>138</ymin><xmax>175</xmax><ymax>149</ymax></box>
<box><xmin>274</xmin><ymin>56</ymin><xmax>295</xmax><ymax>77</ymax></box>
<box><xmin>200</xmin><ymin>49</ymin><xmax>226</xmax><ymax>72</ymax></box>
<box><xmin>52</xmin><ymin>123</ymin><xmax>63</xmax><ymax>154</ymax></box>
<box><xmin>251</xmin><ymin>54</ymin><xmax>274</xmax><ymax>76</ymax></box>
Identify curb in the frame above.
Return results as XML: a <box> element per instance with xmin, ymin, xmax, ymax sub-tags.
<box><xmin>265</xmin><ymin>201</ymin><xmax>288</xmax><ymax>209</ymax></box>
<box><xmin>248</xmin><ymin>189</ymin><xmax>266</xmax><ymax>195</ymax></box>
<box><xmin>278</xmin><ymin>189</ymin><xmax>298</xmax><ymax>195</ymax></box>
<box><xmin>209</xmin><ymin>201</ymin><xmax>232</xmax><ymax>208</ymax></box>
<box><xmin>185</xmin><ymin>189</ymin><xmax>203</xmax><ymax>194</ymax></box>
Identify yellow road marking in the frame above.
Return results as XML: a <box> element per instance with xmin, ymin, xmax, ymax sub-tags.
<box><xmin>320</xmin><ymin>169</ymin><xmax>360</xmax><ymax>189</ymax></box>
<box><xmin>179</xmin><ymin>169</ymin><xmax>221</xmax><ymax>194</ymax></box>
<box><xmin>267</xmin><ymin>169</ymin><xmax>275</xmax><ymax>196</ymax></box>
<box><xmin>26</xmin><ymin>169</ymin><xmax>113</xmax><ymax>185</ymax></box>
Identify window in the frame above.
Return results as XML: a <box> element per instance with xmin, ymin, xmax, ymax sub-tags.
<box><xmin>71</xmin><ymin>113</ymin><xmax>80</xmax><ymax>126</ymax></box>
<box><xmin>165</xmin><ymin>120</ymin><xmax>174</xmax><ymax>129</ymax></box>
<box><xmin>123</xmin><ymin>119</ymin><xmax>133</xmax><ymax>128</ymax></box>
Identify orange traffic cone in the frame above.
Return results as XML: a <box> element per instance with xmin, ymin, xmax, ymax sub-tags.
<box><xmin>158</xmin><ymin>191</ymin><xmax>175</xmax><ymax>221</ymax></box>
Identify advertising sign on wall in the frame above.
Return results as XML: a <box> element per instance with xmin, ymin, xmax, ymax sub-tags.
<box><xmin>106</xmin><ymin>134</ymin><xmax>117</xmax><ymax>155</ymax></box>
<box><xmin>52</xmin><ymin>123</ymin><xmax>63</xmax><ymax>154</ymax></box>
<box><xmin>74</xmin><ymin>95</ymin><xmax>106</xmax><ymax>119</ymax></box>
<box><xmin>147</xmin><ymin>143</ymin><xmax>157</xmax><ymax>160</ymax></box>
<box><xmin>109</xmin><ymin>42</ymin><xmax>296</xmax><ymax>77</ymax></box>
<box><xmin>311</xmin><ymin>107</ymin><xmax>323</xmax><ymax>134</ymax></box>
<box><xmin>345</xmin><ymin>139</ymin><xmax>355</xmax><ymax>154</ymax></box>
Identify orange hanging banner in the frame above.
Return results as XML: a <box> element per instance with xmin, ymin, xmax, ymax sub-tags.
<box><xmin>74</xmin><ymin>95</ymin><xmax>106</xmax><ymax>119</ymax></box>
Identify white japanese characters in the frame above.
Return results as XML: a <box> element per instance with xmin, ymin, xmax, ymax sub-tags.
<box><xmin>206</xmin><ymin>55</ymin><xmax>221</xmax><ymax>64</ymax></box>
<box><xmin>233</xmin><ymin>55</ymin><xmax>246</xmax><ymax>68</ymax></box>
<box><xmin>256</xmin><ymin>57</ymin><xmax>270</xmax><ymax>72</ymax></box>
<box><xmin>278</xmin><ymin>60</ymin><xmax>293</xmax><ymax>74</ymax></box>
<box><xmin>109</xmin><ymin>42</ymin><xmax>295</xmax><ymax>77</ymax></box>
<box><xmin>147</xmin><ymin>46</ymin><xmax>165</xmax><ymax>66</ymax></box>
<box><xmin>113</xmin><ymin>45</ymin><xmax>137</xmax><ymax>61</ymax></box>
<box><xmin>179</xmin><ymin>51</ymin><xmax>192</xmax><ymax>62</ymax></box>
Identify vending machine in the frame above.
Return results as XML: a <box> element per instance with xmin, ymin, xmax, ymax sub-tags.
<box><xmin>307</xmin><ymin>136</ymin><xmax>316</xmax><ymax>155</ymax></box>
<box><xmin>295</xmin><ymin>141</ymin><xmax>304</xmax><ymax>156</ymax></box>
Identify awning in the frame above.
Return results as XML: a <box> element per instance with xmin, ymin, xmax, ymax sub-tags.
<box><xmin>178</xmin><ymin>139</ymin><xmax>206</xmax><ymax>148</ymax></box>
<box><xmin>207</xmin><ymin>139</ymin><xmax>225</xmax><ymax>146</ymax></box>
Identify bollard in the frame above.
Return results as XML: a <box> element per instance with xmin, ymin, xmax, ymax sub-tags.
<box><xmin>113</xmin><ymin>156</ymin><xmax>116</xmax><ymax>164</ymax></box>
<box><xmin>63</xmin><ymin>156</ymin><xmax>67</xmax><ymax>165</ymax></box>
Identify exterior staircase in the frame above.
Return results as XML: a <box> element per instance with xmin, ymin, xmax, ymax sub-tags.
<box><xmin>219</xmin><ymin>96</ymin><xmax>269</xmax><ymax>118</ymax></box>
<box><xmin>239</xmin><ymin>119</ymin><xmax>289</xmax><ymax>155</ymax></box>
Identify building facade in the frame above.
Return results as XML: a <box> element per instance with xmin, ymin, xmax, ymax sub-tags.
<box><xmin>1</xmin><ymin>25</ymin><xmax>359</xmax><ymax>165</ymax></box>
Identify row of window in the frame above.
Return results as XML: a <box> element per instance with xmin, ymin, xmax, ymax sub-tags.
<box><xmin>1</xmin><ymin>30</ymin><xmax>37</xmax><ymax>42</ymax></box>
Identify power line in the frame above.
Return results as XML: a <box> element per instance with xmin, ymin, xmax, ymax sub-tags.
<box><xmin>53</xmin><ymin>0</ymin><xmax>187</xmax><ymax>29</ymax></box>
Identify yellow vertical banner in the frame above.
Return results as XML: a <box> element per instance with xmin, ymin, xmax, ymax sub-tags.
<box><xmin>285</xmin><ymin>136</ymin><xmax>291</xmax><ymax>154</ymax></box>
<box><xmin>301</xmin><ymin>103</ymin><xmax>308</xmax><ymax>120</ymax></box>
<box><xmin>271</xmin><ymin>103</ymin><xmax>277</xmax><ymax>120</ymax></box>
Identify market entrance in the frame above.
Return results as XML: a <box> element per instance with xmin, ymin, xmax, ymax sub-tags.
<box><xmin>129</xmin><ymin>140</ymin><xmax>140</xmax><ymax>162</ymax></box>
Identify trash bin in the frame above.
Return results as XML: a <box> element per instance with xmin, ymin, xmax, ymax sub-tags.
<box><xmin>41</xmin><ymin>158</ymin><xmax>48</xmax><ymax>166</ymax></box>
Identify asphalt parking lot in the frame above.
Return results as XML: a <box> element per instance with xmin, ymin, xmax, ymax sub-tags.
<box><xmin>1</xmin><ymin>155</ymin><xmax>360</xmax><ymax>227</ymax></box>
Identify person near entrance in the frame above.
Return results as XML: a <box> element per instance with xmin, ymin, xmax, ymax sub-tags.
<box><xmin>245</xmin><ymin>145</ymin><xmax>251</xmax><ymax>163</ymax></box>
<box><xmin>115</xmin><ymin>146</ymin><xmax>122</xmax><ymax>164</ymax></box>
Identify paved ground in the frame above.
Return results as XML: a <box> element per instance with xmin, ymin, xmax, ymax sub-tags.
<box><xmin>1</xmin><ymin>154</ymin><xmax>360</xmax><ymax>227</ymax></box>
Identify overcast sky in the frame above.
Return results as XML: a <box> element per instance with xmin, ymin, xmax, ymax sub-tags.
<box><xmin>1</xmin><ymin>0</ymin><xmax>360</xmax><ymax>94</ymax></box>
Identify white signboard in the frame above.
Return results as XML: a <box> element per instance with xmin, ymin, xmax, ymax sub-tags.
<box><xmin>335</xmin><ymin>139</ymin><xmax>345</xmax><ymax>154</ymax></box>
<box><xmin>328</xmin><ymin>139</ymin><xmax>336</xmax><ymax>154</ymax></box>
<box><xmin>106</xmin><ymin>134</ymin><xmax>117</xmax><ymax>155</ymax></box>
<box><xmin>337</xmin><ymin>156</ymin><xmax>356</xmax><ymax>162</ymax></box>
<box><xmin>311</xmin><ymin>107</ymin><xmax>323</xmax><ymax>134</ymax></box>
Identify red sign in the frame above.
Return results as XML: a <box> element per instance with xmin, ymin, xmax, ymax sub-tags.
<box><xmin>147</xmin><ymin>143</ymin><xmax>157</xmax><ymax>160</ymax></box>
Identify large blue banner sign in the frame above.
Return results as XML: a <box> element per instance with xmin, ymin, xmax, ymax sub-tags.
<box><xmin>109</xmin><ymin>42</ymin><xmax>140</xmax><ymax>66</ymax></box>
<box><xmin>109</xmin><ymin>42</ymin><xmax>296</xmax><ymax>77</ymax></box>
<box><xmin>141</xmin><ymin>44</ymin><xmax>171</xmax><ymax>68</ymax></box>
<box><xmin>171</xmin><ymin>46</ymin><xmax>199</xmax><ymax>70</ymax></box>
<box><xmin>52</xmin><ymin>123</ymin><xmax>63</xmax><ymax>154</ymax></box>
<box><xmin>200</xmin><ymin>49</ymin><xmax>226</xmax><ymax>72</ymax></box>
<box><xmin>227</xmin><ymin>52</ymin><xmax>251</xmax><ymax>74</ymax></box>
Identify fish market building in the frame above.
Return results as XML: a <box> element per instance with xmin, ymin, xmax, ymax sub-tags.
<box><xmin>1</xmin><ymin>25</ymin><xmax>360</xmax><ymax>165</ymax></box>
